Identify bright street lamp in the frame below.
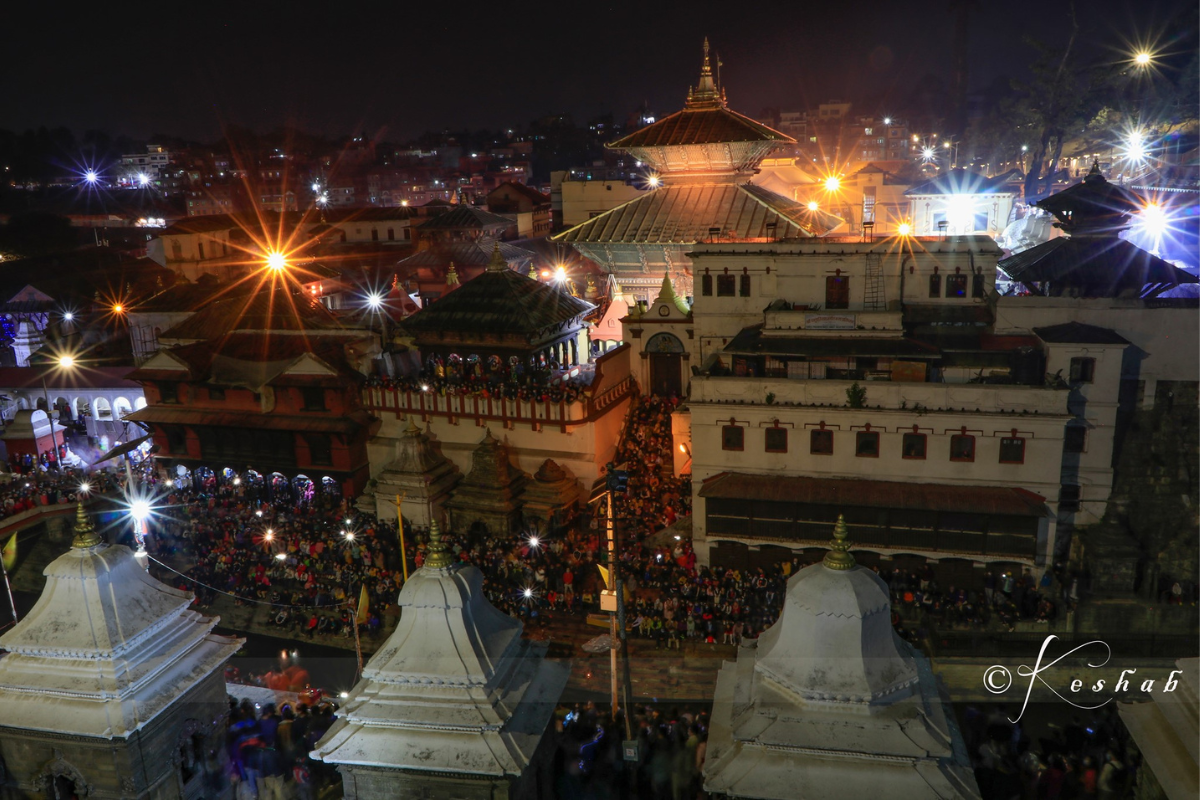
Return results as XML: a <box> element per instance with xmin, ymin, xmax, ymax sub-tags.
<box><xmin>265</xmin><ymin>251</ymin><xmax>288</xmax><ymax>271</ymax></box>
<box><xmin>1134</xmin><ymin>52</ymin><xmax>1152</xmax><ymax>66</ymax></box>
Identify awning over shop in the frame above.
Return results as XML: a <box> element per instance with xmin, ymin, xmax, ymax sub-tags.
<box><xmin>700</xmin><ymin>472</ymin><xmax>1048</xmax><ymax>517</ymax></box>
<box><xmin>92</xmin><ymin>434</ymin><xmax>153</xmax><ymax>464</ymax></box>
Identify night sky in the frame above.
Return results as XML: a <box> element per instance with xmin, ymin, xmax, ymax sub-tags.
<box><xmin>4</xmin><ymin>0</ymin><xmax>1193</xmax><ymax>141</ymax></box>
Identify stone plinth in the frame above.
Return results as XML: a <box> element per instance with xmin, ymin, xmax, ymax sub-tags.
<box><xmin>519</xmin><ymin>459</ymin><xmax>581</xmax><ymax>529</ymax></box>
<box><xmin>444</xmin><ymin>429</ymin><xmax>528</xmax><ymax>535</ymax></box>
<box><xmin>363</xmin><ymin>418</ymin><xmax>462</xmax><ymax>527</ymax></box>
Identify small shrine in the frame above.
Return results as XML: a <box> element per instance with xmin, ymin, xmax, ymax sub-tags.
<box><xmin>0</xmin><ymin>409</ymin><xmax>66</xmax><ymax>462</ymax></box>
<box><xmin>703</xmin><ymin>516</ymin><xmax>979</xmax><ymax>799</ymax></box>
<box><xmin>0</xmin><ymin>503</ymin><xmax>242</xmax><ymax>798</ymax></box>
<box><xmin>400</xmin><ymin>242</ymin><xmax>595</xmax><ymax>373</ymax></box>
<box><xmin>443</xmin><ymin>428</ymin><xmax>529</xmax><ymax>535</ymax></box>
<box><xmin>361</xmin><ymin>417</ymin><xmax>463</xmax><ymax>526</ymax></box>
<box><xmin>519</xmin><ymin>458</ymin><xmax>582</xmax><ymax>530</ymax></box>
<box><xmin>311</xmin><ymin>520</ymin><xmax>568</xmax><ymax>798</ymax></box>
<box><xmin>999</xmin><ymin>161</ymin><xmax>1197</xmax><ymax>297</ymax></box>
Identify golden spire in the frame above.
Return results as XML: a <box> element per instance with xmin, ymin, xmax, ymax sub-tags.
<box><xmin>822</xmin><ymin>514</ymin><xmax>856</xmax><ymax>571</ymax></box>
<box><xmin>486</xmin><ymin>241</ymin><xmax>507</xmax><ymax>272</ymax></box>
<box><xmin>71</xmin><ymin>501</ymin><xmax>102</xmax><ymax>549</ymax></box>
<box><xmin>446</xmin><ymin>261</ymin><xmax>460</xmax><ymax>286</ymax></box>
<box><xmin>687</xmin><ymin>37</ymin><xmax>725</xmax><ymax>109</ymax></box>
<box><xmin>404</xmin><ymin>416</ymin><xmax>421</xmax><ymax>434</ymax></box>
<box><xmin>424</xmin><ymin>517</ymin><xmax>453</xmax><ymax>569</ymax></box>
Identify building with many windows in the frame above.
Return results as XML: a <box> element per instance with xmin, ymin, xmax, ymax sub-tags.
<box><xmin>679</xmin><ymin>235</ymin><xmax>1078</xmax><ymax>575</ymax></box>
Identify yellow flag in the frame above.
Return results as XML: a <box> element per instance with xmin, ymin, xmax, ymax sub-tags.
<box><xmin>356</xmin><ymin>584</ymin><xmax>370</xmax><ymax>625</ymax></box>
<box><xmin>2</xmin><ymin>533</ymin><xmax>16</xmax><ymax>572</ymax></box>
<box><xmin>596</xmin><ymin>565</ymin><xmax>610</xmax><ymax>588</ymax></box>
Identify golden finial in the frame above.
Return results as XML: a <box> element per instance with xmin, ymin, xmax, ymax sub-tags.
<box><xmin>822</xmin><ymin>514</ymin><xmax>856</xmax><ymax>570</ymax></box>
<box><xmin>424</xmin><ymin>517</ymin><xmax>453</xmax><ymax>569</ymax></box>
<box><xmin>404</xmin><ymin>416</ymin><xmax>421</xmax><ymax>434</ymax></box>
<box><xmin>71</xmin><ymin>501</ymin><xmax>102</xmax><ymax>549</ymax></box>
<box><xmin>486</xmin><ymin>241</ymin><xmax>506</xmax><ymax>272</ymax></box>
<box><xmin>446</xmin><ymin>261</ymin><xmax>460</xmax><ymax>286</ymax></box>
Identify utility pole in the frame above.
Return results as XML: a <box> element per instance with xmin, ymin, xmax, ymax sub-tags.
<box><xmin>603</xmin><ymin>462</ymin><xmax>634</xmax><ymax>743</ymax></box>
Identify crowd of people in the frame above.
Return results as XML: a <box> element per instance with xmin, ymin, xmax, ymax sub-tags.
<box><xmin>144</xmin><ymin>482</ymin><xmax>403</xmax><ymax>642</ymax></box>
<box><xmin>964</xmin><ymin>704</ymin><xmax>1142</xmax><ymax>800</ymax></box>
<box><xmin>553</xmin><ymin>701</ymin><xmax>711</xmax><ymax>800</ymax></box>
<box><xmin>0</xmin><ymin>467</ymin><xmax>117</xmax><ymax>522</ymax></box>
<box><xmin>226</xmin><ymin>697</ymin><xmax>340</xmax><ymax>800</ymax></box>
<box><xmin>364</xmin><ymin>352</ymin><xmax>592</xmax><ymax>404</ymax></box>
<box><xmin>884</xmin><ymin>564</ymin><xmax>1079</xmax><ymax>633</ymax></box>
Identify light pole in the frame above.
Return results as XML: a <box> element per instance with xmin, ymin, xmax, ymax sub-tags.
<box><xmin>39</xmin><ymin>355</ymin><xmax>76</xmax><ymax>470</ymax></box>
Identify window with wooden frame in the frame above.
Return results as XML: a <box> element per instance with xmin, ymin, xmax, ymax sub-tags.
<box><xmin>902</xmin><ymin>432</ymin><xmax>927</xmax><ymax>459</ymax></box>
<box><xmin>810</xmin><ymin>429</ymin><xmax>834</xmax><ymax>455</ymax></box>
<box><xmin>701</xmin><ymin>274</ymin><xmax>713</xmax><ymax>296</ymax></box>
<box><xmin>717</xmin><ymin>274</ymin><xmax>736</xmax><ymax>296</ymax></box>
<box><xmin>739</xmin><ymin>274</ymin><xmax>751</xmax><ymax>297</ymax></box>
<box><xmin>946</xmin><ymin>274</ymin><xmax>968</xmax><ymax>298</ymax></box>
<box><xmin>722</xmin><ymin>425</ymin><xmax>744</xmax><ymax>451</ymax></box>
<box><xmin>949</xmin><ymin>434</ymin><xmax>975</xmax><ymax>462</ymax></box>
<box><xmin>825</xmin><ymin>276</ymin><xmax>850</xmax><ymax>309</ymax></box>
<box><xmin>1064</xmin><ymin>425</ymin><xmax>1087</xmax><ymax>454</ymax></box>
<box><xmin>307</xmin><ymin>434</ymin><xmax>333</xmax><ymax>465</ymax></box>
<box><xmin>1069</xmin><ymin>357</ymin><xmax>1095</xmax><ymax>384</ymax></box>
<box><xmin>999</xmin><ymin>437</ymin><xmax>1026</xmax><ymax>464</ymax></box>
<box><xmin>764</xmin><ymin>427</ymin><xmax>788</xmax><ymax>453</ymax></box>
<box><xmin>855</xmin><ymin>431</ymin><xmax>880</xmax><ymax>457</ymax></box>
<box><xmin>928</xmin><ymin>274</ymin><xmax>941</xmax><ymax>298</ymax></box>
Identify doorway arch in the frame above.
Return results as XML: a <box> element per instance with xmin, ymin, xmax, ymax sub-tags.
<box><xmin>113</xmin><ymin>397</ymin><xmax>132</xmax><ymax>419</ymax></box>
<box><xmin>93</xmin><ymin>397</ymin><xmax>112</xmax><ymax>420</ymax></box>
<box><xmin>645</xmin><ymin>332</ymin><xmax>685</xmax><ymax>397</ymax></box>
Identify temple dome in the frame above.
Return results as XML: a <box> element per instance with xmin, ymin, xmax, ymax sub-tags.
<box><xmin>311</xmin><ymin>521</ymin><xmax>567</xmax><ymax>776</ymax></box>
<box><xmin>0</xmin><ymin>504</ymin><xmax>240</xmax><ymax>738</ymax></box>
<box><xmin>755</xmin><ymin>516</ymin><xmax>918</xmax><ymax>704</ymax></box>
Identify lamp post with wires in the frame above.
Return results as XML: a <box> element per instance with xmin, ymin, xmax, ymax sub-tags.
<box><xmin>39</xmin><ymin>354</ymin><xmax>77</xmax><ymax>470</ymax></box>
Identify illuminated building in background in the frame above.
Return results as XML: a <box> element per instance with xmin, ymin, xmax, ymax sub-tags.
<box><xmin>555</xmin><ymin>39</ymin><xmax>843</xmax><ymax>306</ymax></box>
<box><xmin>904</xmin><ymin>168</ymin><xmax>1018</xmax><ymax>237</ymax></box>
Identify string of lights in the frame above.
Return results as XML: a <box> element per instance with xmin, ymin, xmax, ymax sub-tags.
<box><xmin>145</xmin><ymin>553</ymin><xmax>353</xmax><ymax>611</ymax></box>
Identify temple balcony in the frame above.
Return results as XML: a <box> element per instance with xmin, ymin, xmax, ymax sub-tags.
<box><xmin>690</xmin><ymin>375</ymin><xmax>1069</xmax><ymax>416</ymax></box>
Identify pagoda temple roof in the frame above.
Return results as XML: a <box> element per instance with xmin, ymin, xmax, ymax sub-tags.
<box><xmin>128</xmin><ymin>332</ymin><xmax>372</xmax><ymax>388</ymax></box>
<box><xmin>1035</xmin><ymin>163</ymin><xmax>1144</xmax><ymax>233</ymax></box>
<box><xmin>554</xmin><ymin>182</ymin><xmax>841</xmax><ymax>245</ymax></box>
<box><xmin>158</xmin><ymin>288</ymin><xmax>351</xmax><ymax>342</ymax></box>
<box><xmin>400</xmin><ymin>247</ymin><xmax>594</xmax><ymax>337</ymax></box>
<box><xmin>997</xmin><ymin>236</ymin><xmax>1197</xmax><ymax>297</ymax></box>
<box><xmin>416</xmin><ymin>204</ymin><xmax>513</xmax><ymax>231</ymax></box>
<box><xmin>609</xmin><ymin>106</ymin><xmax>793</xmax><ymax>150</ymax></box>
<box><xmin>395</xmin><ymin>240</ymin><xmax>534</xmax><ymax>272</ymax></box>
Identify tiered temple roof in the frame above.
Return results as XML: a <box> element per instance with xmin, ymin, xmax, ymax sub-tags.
<box><xmin>400</xmin><ymin>244</ymin><xmax>593</xmax><ymax>344</ymax></box>
<box><xmin>606</xmin><ymin>39</ymin><xmax>793</xmax><ymax>177</ymax></box>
